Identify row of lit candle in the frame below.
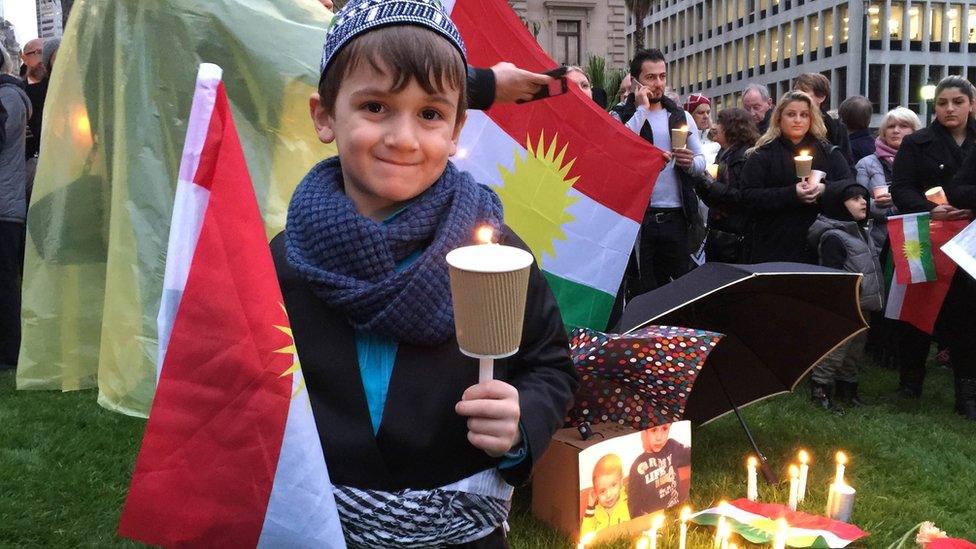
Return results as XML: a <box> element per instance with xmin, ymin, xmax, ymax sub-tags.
<box><xmin>746</xmin><ymin>450</ymin><xmax>855</xmax><ymax>522</ymax></box>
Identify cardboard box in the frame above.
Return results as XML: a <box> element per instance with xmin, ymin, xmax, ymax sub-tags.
<box><xmin>532</xmin><ymin>421</ymin><xmax>691</xmax><ymax>546</ymax></box>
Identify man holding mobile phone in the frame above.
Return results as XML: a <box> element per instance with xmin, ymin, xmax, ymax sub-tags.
<box><xmin>623</xmin><ymin>49</ymin><xmax>705</xmax><ymax>298</ymax></box>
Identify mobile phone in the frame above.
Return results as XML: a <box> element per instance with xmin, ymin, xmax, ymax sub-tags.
<box><xmin>516</xmin><ymin>67</ymin><xmax>570</xmax><ymax>103</ymax></box>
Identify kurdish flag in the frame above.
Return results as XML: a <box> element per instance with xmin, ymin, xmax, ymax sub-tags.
<box><xmin>889</xmin><ymin>213</ymin><xmax>937</xmax><ymax>284</ymax></box>
<box><xmin>447</xmin><ymin>0</ymin><xmax>665</xmax><ymax>330</ymax></box>
<box><xmin>118</xmin><ymin>65</ymin><xmax>344</xmax><ymax>548</ymax></box>
<box><xmin>691</xmin><ymin>499</ymin><xmax>868</xmax><ymax>548</ymax></box>
<box><xmin>886</xmin><ymin>217</ymin><xmax>969</xmax><ymax>334</ymax></box>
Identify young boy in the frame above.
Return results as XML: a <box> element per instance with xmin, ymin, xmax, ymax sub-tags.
<box><xmin>807</xmin><ymin>183</ymin><xmax>884</xmax><ymax>409</ymax></box>
<box><xmin>270</xmin><ymin>1</ymin><xmax>577</xmax><ymax>547</ymax></box>
<box><xmin>581</xmin><ymin>453</ymin><xmax>630</xmax><ymax>536</ymax></box>
<box><xmin>627</xmin><ymin>423</ymin><xmax>691</xmax><ymax>518</ymax></box>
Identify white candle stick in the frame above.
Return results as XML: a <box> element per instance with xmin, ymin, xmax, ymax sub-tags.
<box><xmin>578</xmin><ymin>531</ymin><xmax>596</xmax><ymax>549</ymax></box>
<box><xmin>713</xmin><ymin>509</ymin><xmax>726</xmax><ymax>549</ymax></box>
<box><xmin>649</xmin><ymin>514</ymin><xmax>664</xmax><ymax>549</ymax></box>
<box><xmin>788</xmin><ymin>464</ymin><xmax>799</xmax><ymax>511</ymax></box>
<box><xmin>679</xmin><ymin>505</ymin><xmax>691</xmax><ymax>549</ymax></box>
<box><xmin>834</xmin><ymin>451</ymin><xmax>847</xmax><ymax>486</ymax></box>
<box><xmin>772</xmin><ymin>518</ymin><xmax>789</xmax><ymax>549</ymax></box>
<box><xmin>746</xmin><ymin>456</ymin><xmax>759</xmax><ymax>501</ymax></box>
<box><xmin>798</xmin><ymin>450</ymin><xmax>810</xmax><ymax>503</ymax></box>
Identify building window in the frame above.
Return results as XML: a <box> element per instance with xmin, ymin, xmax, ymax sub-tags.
<box><xmin>748</xmin><ymin>35</ymin><xmax>757</xmax><ymax>69</ymax></box>
<box><xmin>824</xmin><ymin>9</ymin><xmax>835</xmax><ymax>56</ymax></box>
<box><xmin>737</xmin><ymin>38</ymin><xmax>746</xmax><ymax>75</ymax></box>
<box><xmin>771</xmin><ymin>26</ymin><xmax>780</xmax><ymax>69</ymax></box>
<box><xmin>890</xmin><ymin>2</ymin><xmax>905</xmax><ymax>49</ymax></box>
<box><xmin>796</xmin><ymin>18</ymin><xmax>806</xmax><ymax>58</ymax></box>
<box><xmin>969</xmin><ymin>6</ymin><xmax>976</xmax><ymax>47</ymax></box>
<box><xmin>810</xmin><ymin>13</ymin><xmax>820</xmax><ymax>51</ymax></box>
<box><xmin>839</xmin><ymin>5</ymin><xmax>849</xmax><ymax>53</ymax></box>
<box><xmin>835</xmin><ymin>67</ymin><xmax>847</xmax><ymax>107</ymax></box>
<box><xmin>888</xmin><ymin>64</ymin><xmax>904</xmax><ymax>111</ymax></box>
<box><xmin>908</xmin><ymin>64</ymin><xmax>924</xmax><ymax>112</ymax></box>
<box><xmin>948</xmin><ymin>4</ymin><xmax>962</xmax><ymax>50</ymax></box>
<box><xmin>555</xmin><ymin>20</ymin><xmax>581</xmax><ymax>65</ymax></box>
<box><xmin>868</xmin><ymin>2</ymin><xmax>882</xmax><ymax>39</ymax></box>
<box><xmin>784</xmin><ymin>23</ymin><xmax>793</xmax><ymax>65</ymax></box>
<box><xmin>869</xmin><ymin>64</ymin><xmax>884</xmax><ymax>114</ymax></box>
<box><xmin>930</xmin><ymin>4</ymin><xmax>944</xmax><ymax>48</ymax></box>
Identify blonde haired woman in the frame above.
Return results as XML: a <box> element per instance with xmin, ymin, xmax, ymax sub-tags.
<box><xmin>740</xmin><ymin>91</ymin><xmax>852</xmax><ymax>263</ymax></box>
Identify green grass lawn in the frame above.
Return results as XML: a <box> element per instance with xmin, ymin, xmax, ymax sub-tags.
<box><xmin>1</xmin><ymin>361</ymin><xmax>974</xmax><ymax>548</ymax></box>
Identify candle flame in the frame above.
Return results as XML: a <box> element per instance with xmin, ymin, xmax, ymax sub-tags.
<box><xmin>836</xmin><ymin>451</ymin><xmax>848</xmax><ymax>465</ymax></box>
<box><xmin>651</xmin><ymin>513</ymin><xmax>665</xmax><ymax>530</ymax></box>
<box><xmin>635</xmin><ymin>537</ymin><xmax>650</xmax><ymax>549</ymax></box>
<box><xmin>747</xmin><ymin>456</ymin><xmax>758</xmax><ymax>468</ymax></box>
<box><xmin>476</xmin><ymin>225</ymin><xmax>494</xmax><ymax>244</ymax></box>
<box><xmin>579</xmin><ymin>531</ymin><xmax>597</xmax><ymax>547</ymax></box>
<box><xmin>798</xmin><ymin>149</ymin><xmax>810</xmax><ymax>157</ymax></box>
<box><xmin>789</xmin><ymin>464</ymin><xmax>799</xmax><ymax>478</ymax></box>
<box><xmin>680</xmin><ymin>505</ymin><xmax>692</xmax><ymax>521</ymax></box>
<box><xmin>679</xmin><ymin>124</ymin><xmax>688</xmax><ymax>131</ymax></box>
<box><xmin>799</xmin><ymin>450</ymin><xmax>809</xmax><ymax>464</ymax></box>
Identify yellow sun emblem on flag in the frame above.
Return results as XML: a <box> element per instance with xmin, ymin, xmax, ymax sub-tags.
<box><xmin>273</xmin><ymin>303</ymin><xmax>306</xmax><ymax>399</ymax></box>
<box><xmin>903</xmin><ymin>240</ymin><xmax>923</xmax><ymax>261</ymax></box>
<box><xmin>494</xmin><ymin>131</ymin><xmax>580</xmax><ymax>262</ymax></box>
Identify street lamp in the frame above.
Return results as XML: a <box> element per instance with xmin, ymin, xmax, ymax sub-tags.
<box><xmin>920</xmin><ymin>82</ymin><xmax>937</xmax><ymax>125</ymax></box>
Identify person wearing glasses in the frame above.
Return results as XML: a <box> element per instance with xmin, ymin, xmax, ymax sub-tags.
<box><xmin>19</xmin><ymin>39</ymin><xmax>47</xmax><ymax>203</ymax></box>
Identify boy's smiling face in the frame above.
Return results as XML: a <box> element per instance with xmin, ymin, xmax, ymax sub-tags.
<box><xmin>311</xmin><ymin>60</ymin><xmax>465</xmax><ymax>220</ymax></box>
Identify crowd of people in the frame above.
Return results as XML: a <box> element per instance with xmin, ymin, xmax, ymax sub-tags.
<box><xmin>589</xmin><ymin>47</ymin><xmax>976</xmax><ymax>421</ymax></box>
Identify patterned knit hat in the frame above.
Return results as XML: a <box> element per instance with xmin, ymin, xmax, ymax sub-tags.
<box><xmin>683</xmin><ymin>92</ymin><xmax>710</xmax><ymax>114</ymax></box>
<box><xmin>319</xmin><ymin>0</ymin><xmax>466</xmax><ymax>79</ymax></box>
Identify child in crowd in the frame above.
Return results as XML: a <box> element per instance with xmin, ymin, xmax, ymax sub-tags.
<box><xmin>807</xmin><ymin>182</ymin><xmax>884</xmax><ymax>409</ymax></box>
<box><xmin>627</xmin><ymin>423</ymin><xmax>691</xmax><ymax>518</ymax></box>
<box><xmin>269</xmin><ymin>1</ymin><xmax>577</xmax><ymax>547</ymax></box>
<box><xmin>581</xmin><ymin>453</ymin><xmax>630</xmax><ymax>535</ymax></box>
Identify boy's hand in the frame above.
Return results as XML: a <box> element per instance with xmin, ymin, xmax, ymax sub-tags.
<box><xmin>491</xmin><ymin>62</ymin><xmax>552</xmax><ymax>104</ymax></box>
<box><xmin>455</xmin><ymin>380</ymin><xmax>522</xmax><ymax>458</ymax></box>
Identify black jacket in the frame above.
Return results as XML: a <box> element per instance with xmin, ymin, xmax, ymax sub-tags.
<box><xmin>892</xmin><ymin>119</ymin><xmax>976</xmax><ymax>213</ymax></box>
<box><xmin>739</xmin><ymin>134</ymin><xmax>852</xmax><ymax>264</ymax></box>
<box><xmin>271</xmin><ymin>227</ymin><xmax>577</xmax><ymax>492</ymax></box>
<box><xmin>848</xmin><ymin>129</ymin><xmax>875</xmax><ymax>163</ymax></box>
<box><xmin>467</xmin><ymin>66</ymin><xmax>496</xmax><ymax>111</ymax></box>
<box><xmin>822</xmin><ymin>107</ymin><xmax>854</xmax><ymax>168</ymax></box>
<box><xmin>757</xmin><ymin>109</ymin><xmax>772</xmax><ymax>134</ymax></box>
<box><xmin>697</xmin><ymin>142</ymin><xmax>749</xmax><ymax>235</ymax></box>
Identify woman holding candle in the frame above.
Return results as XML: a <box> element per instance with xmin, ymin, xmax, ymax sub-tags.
<box><xmin>890</xmin><ymin>76</ymin><xmax>976</xmax><ymax>417</ymax></box>
<box><xmin>696</xmin><ymin>108</ymin><xmax>760</xmax><ymax>263</ymax></box>
<box><xmin>739</xmin><ymin>91</ymin><xmax>853</xmax><ymax>264</ymax></box>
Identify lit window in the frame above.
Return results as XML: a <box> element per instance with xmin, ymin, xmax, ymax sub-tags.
<box><xmin>889</xmin><ymin>2</ymin><xmax>904</xmax><ymax>39</ymax></box>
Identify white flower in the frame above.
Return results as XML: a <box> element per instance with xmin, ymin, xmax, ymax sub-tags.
<box><xmin>916</xmin><ymin>522</ymin><xmax>948</xmax><ymax>547</ymax></box>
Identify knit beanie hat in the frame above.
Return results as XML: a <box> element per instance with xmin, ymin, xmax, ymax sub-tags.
<box><xmin>319</xmin><ymin>0</ymin><xmax>466</xmax><ymax>79</ymax></box>
<box><xmin>42</xmin><ymin>38</ymin><xmax>61</xmax><ymax>72</ymax></box>
<box><xmin>683</xmin><ymin>92</ymin><xmax>710</xmax><ymax>114</ymax></box>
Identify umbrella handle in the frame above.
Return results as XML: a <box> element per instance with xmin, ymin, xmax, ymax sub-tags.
<box><xmin>758</xmin><ymin>453</ymin><xmax>778</xmax><ymax>484</ymax></box>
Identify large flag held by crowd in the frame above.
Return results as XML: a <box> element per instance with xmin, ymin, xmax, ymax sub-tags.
<box><xmin>18</xmin><ymin>0</ymin><xmax>663</xmax><ymax>416</ymax></box>
<box><xmin>117</xmin><ymin>64</ymin><xmax>344</xmax><ymax>548</ymax></box>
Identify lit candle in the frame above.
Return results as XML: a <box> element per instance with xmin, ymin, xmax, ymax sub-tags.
<box><xmin>794</xmin><ymin>149</ymin><xmax>813</xmax><ymax>179</ymax></box>
<box><xmin>772</xmin><ymin>518</ymin><xmax>789</xmax><ymax>549</ymax></box>
<box><xmin>713</xmin><ymin>501</ymin><xmax>728</xmax><ymax>549</ymax></box>
<box><xmin>721</xmin><ymin>525</ymin><xmax>731</xmax><ymax>549</ymax></box>
<box><xmin>649</xmin><ymin>513</ymin><xmax>665</xmax><ymax>549</ymax></box>
<box><xmin>834</xmin><ymin>451</ymin><xmax>847</xmax><ymax>486</ymax></box>
<box><xmin>746</xmin><ymin>456</ymin><xmax>758</xmax><ymax>501</ymax></box>
<box><xmin>679</xmin><ymin>505</ymin><xmax>691</xmax><ymax>549</ymax></box>
<box><xmin>926</xmin><ymin>186</ymin><xmax>949</xmax><ymax>205</ymax></box>
<box><xmin>635</xmin><ymin>535</ymin><xmax>650</xmax><ymax>549</ymax></box>
<box><xmin>707</xmin><ymin>163</ymin><xmax>719</xmax><ymax>179</ymax></box>
<box><xmin>671</xmin><ymin>124</ymin><xmax>690</xmax><ymax>149</ymax></box>
<box><xmin>798</xmin><ymin>450</ymin><xmax>810</xmax><ymax>503</ymax></box>
<box><xmin>788</xmin><ymin>464</ymin><xmax>799</xmax><ymax>511</ymax></box>
<box><xmin>578</xmin><ymin>531</ymin><xmax>596</xmax><ymax>549</ymax></box>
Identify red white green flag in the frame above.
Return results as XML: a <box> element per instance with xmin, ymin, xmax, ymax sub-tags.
<box><xmin>446</xmin><ymin>0</ymin><xmax>665</xmax><ymax>330</ymax></box>
<box><xmin>691</xmin><ymin>499</ymin><xmax>868</xmax><ymax>548</ymax></box>
<box><xmin>886</xmin><ymin>218</ymin><xmax>969</xmax><ymax>334</ymax></box>
<box><xmin>889</xmin><ymin>213</ymin><xmax>937</xmax><ymax>283</ymax></box>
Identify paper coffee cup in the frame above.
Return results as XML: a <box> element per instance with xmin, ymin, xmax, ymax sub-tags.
<box><xmin>794</xmin><ymin>153</ymin><xmax>813</xmax><ymax>179</ymax></box>
<box><xmin>446</xmin><ymin>244</ymin><xmax>534</xmax><ymax>359</ymax></box>
<box><xmin>671</xmin><ymin>127</ymin><xmax>689</xmax><ymax>149</ymax></box>
<box><xmin>872</xmin><ymin>185</ymin><xmax>889</xmax><ymax>198</ymax></box>
<box><xmin>926</xmin><ymin>186</ymin><xmax>948</xmax><ymax>205</ymax></box>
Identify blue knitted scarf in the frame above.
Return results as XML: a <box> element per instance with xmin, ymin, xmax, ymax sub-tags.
<box><xmin>285</xmin><ymin>157</ymin><xmax>504</xmax><ymax>345</ymax></box>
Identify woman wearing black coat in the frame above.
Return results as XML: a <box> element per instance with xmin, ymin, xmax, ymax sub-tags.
<box><xmin>739</xmin><ymin>91</ymin><xmax>853</xmax><ymax>264</ymax></box>
<box><xmin>890</xmin><ymin>76</ymin><xmax>976</xmax><ymax>418</ymax></box>
<box><xmin>697</xmin><ymin>108</ymin><xmax>759</xmax><ymax>263</ymax></box>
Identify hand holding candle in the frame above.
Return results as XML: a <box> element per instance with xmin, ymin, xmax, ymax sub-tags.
<box><xmin>746</xmin><ymin>456</ymin><xmax>759</xmax><ymax>501</ymax></box>
<box><xmin>926</xmin><ymin>186</ymin><xmax>949</xmax><ymax>205</ymax></box>
<box><xmin>798</xmin><ymin>450</ymin><xmax>810</xmax><ymax>503</ymax></box>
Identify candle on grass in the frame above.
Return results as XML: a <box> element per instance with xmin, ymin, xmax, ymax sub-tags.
<box><xmin>578</xmin><ymin>531</ymin><xmax>596</xmax><ymax>549</ymax></box>
<box><xmin>797</xmin><ymin>450</ymin><xmax>810</xmax><ymax>503</ymax></box>
<box><xmin>649</xmin><ymin>513</ymin><xmax>665</xmax><ymax>549</ymax></box>
<box><xmin>679</xmin><ymin>505</ymin><xmax>691</xmax><ymax>549</ymax></box>
<box><xmin>713</xmin><ymin>503</ymin><xmax>727</xmax><ymax>549</ymax></box>
<box><xmin>772</xmin><ymin>518</ymin><xmax>789</xmax><ymax>549</ymax></box>
<box><xmin>834</xmin><ymin>451</ymin><xmax>847</xmax><ymax>486</ymax></box>
<box><xmin>746</xmin><ymin>456</ymin><xmax>759</xmax><ymax>501</ymax></box>
<box><xmin>788</xmin><ymin>464</ymin><xmax>799</xmax><ymax>511</ymax></box>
